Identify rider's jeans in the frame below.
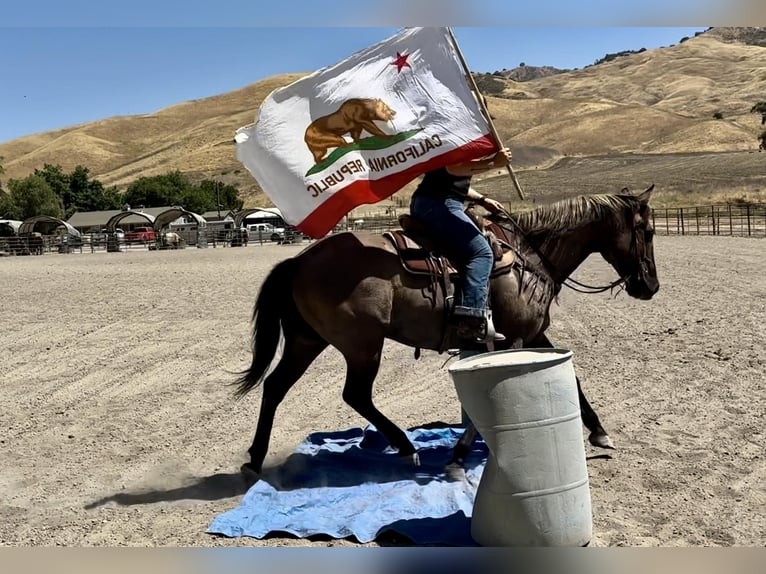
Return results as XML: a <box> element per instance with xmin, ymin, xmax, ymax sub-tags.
<box><xmin>410</xmin><ymin>195</ymin><xmax>493</xmax><ymax>309</ymax></box>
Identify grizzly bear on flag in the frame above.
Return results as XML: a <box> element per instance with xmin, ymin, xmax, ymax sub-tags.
<box><xmin>304</xmin><ymin>98</ymin><xmax>396</xmax><ymax>163</ymax></box>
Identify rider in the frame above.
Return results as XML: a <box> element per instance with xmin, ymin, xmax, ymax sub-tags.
<box><xmin>409</xmin><ymin>147</ymin><xmax>512</xmax><ymax>344</ymax></box>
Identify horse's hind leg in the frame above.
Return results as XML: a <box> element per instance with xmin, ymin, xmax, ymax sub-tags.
<box><xmin>242</xmin><ymin>335</ymin><xmax>328</xmax><ymax>477</ymax></box>
<box><xmin>576</xmin><ymin>376</ymin><xmax>614</xmax><ymax>449</ymax></box>
<box><xmin>449</xmin><ymin>425</ymin><xmax>478</xmax><ymax>470</ymax></box>
<box><xmin>341</xmin><ymin>348</ymin><xmax>418</xmax><ymax>464</ymax></box>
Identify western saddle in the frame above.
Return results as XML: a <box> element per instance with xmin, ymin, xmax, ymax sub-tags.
<box><xmin>383</xmin><ymin>212</ymin><xmax>516</xmax><ymax>286</ymax></box>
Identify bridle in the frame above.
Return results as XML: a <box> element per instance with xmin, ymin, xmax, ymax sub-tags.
<box><xmin>489</xmin><ymin>207</ymin><xmax>648</xmax><ymax>295</ymax></box>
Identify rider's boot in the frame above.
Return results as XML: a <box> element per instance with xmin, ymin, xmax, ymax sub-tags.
<box><xmin>451</xmin><ymin>306</ymin><xmax>506</xmax><ymax>344</ymax></box>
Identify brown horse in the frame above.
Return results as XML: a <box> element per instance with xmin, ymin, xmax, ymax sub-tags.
<box><xmin>235</xmin><ymin>186</ymin><xmax>659</xmax><ymax>476</ymax></box>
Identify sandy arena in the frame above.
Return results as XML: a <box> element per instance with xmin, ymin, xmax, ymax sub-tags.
<box><xmin>1</xmin><ymin>235</ymin><xmax>764</xmax><ymax>546</ymax></box>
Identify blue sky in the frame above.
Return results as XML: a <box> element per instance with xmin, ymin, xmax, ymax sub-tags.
<box><xmin>2</xmin><ymin>0</ymin><xmax>741</xmax><ymax>144</ymax></box>
<box><xmin>0</xmin><ymin>26</ymin><xmax>708</xmax><ymax>144</ymax></box>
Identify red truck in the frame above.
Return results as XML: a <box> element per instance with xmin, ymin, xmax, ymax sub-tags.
<box><xmin>125</xmin><ymin>226</ymin><xmax>157</xmax><ymax>244</ymax></box>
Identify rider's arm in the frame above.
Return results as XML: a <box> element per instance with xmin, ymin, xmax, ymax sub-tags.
<box><xmin>465</xmin><ymin>187</ymin><xmax>505</xmax><ymax>214</ymax></box>
<box><xmin>444</xmin><ymin>148</ymin><xmax>512</xmax><ymax>177</ymax></box>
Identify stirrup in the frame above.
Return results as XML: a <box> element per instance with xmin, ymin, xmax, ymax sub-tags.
<box><xmin>482</xmin><ymin>310</ymin><xmax>506</xmax><ymax>344</ymax></box>
<box><xmin>451</xmin><ymin>306</ymin><xmax>506</xmax><ymax>344</ymax></box>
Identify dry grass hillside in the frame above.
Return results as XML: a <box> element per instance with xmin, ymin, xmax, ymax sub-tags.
<box><xmin>1</xmin><ymin>28</ymin><xmax>765</xmax><ymax>209</ymax></box>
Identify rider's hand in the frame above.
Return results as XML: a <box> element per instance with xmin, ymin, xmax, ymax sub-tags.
<box><xmin>482</xmin><ymin>197</ymin><xmax>505</xmax><ymax>214</ymax></box>
<box><xmin>492</xmin><ymin>148</ymin><xmax>512</xmax><ymax>168</ymax></box>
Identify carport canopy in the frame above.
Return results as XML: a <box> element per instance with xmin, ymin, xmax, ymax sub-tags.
<box><xmin>234</xmin><ymin>207</ymin><xmax>283</xmax><ymax>227</ymax></box>
<box><xmin>105</xmin><ymin>210</ymin><xmax>156</xmax><ymax>232</ymax></box>
<box><xmin>0</xmin><ymin>219</ymin><xmax>22</xmax><ymax>235</ymax></box>
<box><xmin>152</xmin><ymin>208</ymin><xmax>207</xmax><ymax>231</ymax></box>
<box><xmin>18</xmin><ymin>215</ymin><xmax>81</xmax><ymax>237</ymax></box>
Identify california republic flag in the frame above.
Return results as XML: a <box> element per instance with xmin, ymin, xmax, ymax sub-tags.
<box><xmin>235</xmin><ymin>27</ymin><xmax>497</xmax><ymax>238</ymax></box>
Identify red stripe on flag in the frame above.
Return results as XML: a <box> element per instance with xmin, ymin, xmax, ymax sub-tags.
<box><xmin>296</xmin><ymin>134</ymin><xmax>497</xmax><ymax>238</ymax></box>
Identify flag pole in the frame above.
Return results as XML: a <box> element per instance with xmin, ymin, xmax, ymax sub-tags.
<box><xmin>446</xmin><ymin>27</ymin><xmax>526</xmax><ymax>201</ymax></box>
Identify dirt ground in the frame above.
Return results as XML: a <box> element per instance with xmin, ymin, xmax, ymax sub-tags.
<box><xmin>1</xmin><ymin>235</ymin><xmax>763</xmax><ymax>547</ymax></box>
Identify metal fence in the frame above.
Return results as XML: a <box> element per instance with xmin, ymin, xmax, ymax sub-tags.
<box><xmin>345</xmin><ymin>205</ymin><xmax>766</xmax><ymax>239</ymax></box>
<box><xmin>3</xmin><ymin>203</ymin><xmax>763</xmax><ymax>257</ymax></box>
<box><xmin>0</xmin><ymin>229</ymin><xmax>306</xmax><ymax>256</ymax></box>
<box><xmin>652</xmin><ymin>204</ymin><xmax>766</xmax><ymax>237</ymax></box>
<box><xmin>0</xmin><ymin>234</ymin><xmax>184</xmax><ymax>255</ymax></box>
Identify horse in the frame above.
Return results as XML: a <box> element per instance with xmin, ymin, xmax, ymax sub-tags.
<box><xmin>234</xmin><ymin>185</ymin><xmax>659</xmax><ymax>477</ymax></box>
<box><xmin>20</xmin><ymin>232</ymin><xmax>44</xmax><ymax>256</ymax></box>
<box><xmin>160</xmin><ymin>231</ymin><xmax>184</xmax><ymax>249</ymax></box>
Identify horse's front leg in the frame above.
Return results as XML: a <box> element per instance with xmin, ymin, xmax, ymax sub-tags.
<box><xmin>341</xmin><ymin>348</ymin><xmax>420</xmax><ymax>466</ymax></box>
<box><xmin>533</xmin><ymin>333</ymin><xmax>614</xmax><ymax>450</ymax></box>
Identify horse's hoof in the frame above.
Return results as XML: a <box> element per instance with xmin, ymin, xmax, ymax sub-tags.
<box><xmin>240</xmin><ymin>463</ymin><xmax>261</xmax><ymax>485</ymax></box>
<box><xmin>444</xmin><ymin>462</ymin><xmax>466</xmax><ymax>483</ymax></box>
<box><xmin>589</xmin><ymin>432</ymin><xmax>615</xmax><ymax>450</ymax></box>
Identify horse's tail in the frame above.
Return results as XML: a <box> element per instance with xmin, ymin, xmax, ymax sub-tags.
<box><xmin>233</xmin><ymin>257</ymin><xmax>300</xmax><ymax>398</ymax></box>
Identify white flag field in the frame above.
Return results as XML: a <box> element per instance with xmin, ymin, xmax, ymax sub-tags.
<box><xmin>235</xmin><ymin>27</ymin><xmax>498</xmax><ymax>238</ymax></box>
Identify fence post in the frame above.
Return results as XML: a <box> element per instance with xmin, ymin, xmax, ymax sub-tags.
<box><xmin>710</xmin><ymin>205</ymin><xmax>716</xmax><ymax>235</ymax></box>
<box><xmin>666</xmin><ymin>208</ymin><xmax>670</xmax><ymax>235</ymax></box>
<box><xmin>746</xmin><ymin>204</ymin><xmax>751</xmax><ymax>237</ymax></box>
<box><xmin>680</xmin><ymin>208</ymin><xmax>685</xmax><ymax>236</ymax></box>
<box><xmin>728</xmin><ymin>204</ymin><xmax>733</xmax><ymax>236</ymax></box>
<box><xmin>695</xmin><ymin>206</ymin><xmax>699</xmax><ymax>235</ymax></box>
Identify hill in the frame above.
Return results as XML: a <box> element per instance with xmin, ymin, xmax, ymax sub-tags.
<box><xmin>1</xmin><ymin>28</ymin><xmax>765</xmax><ymax>209</ymax></box>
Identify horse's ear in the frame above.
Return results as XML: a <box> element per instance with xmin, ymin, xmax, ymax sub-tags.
<box><xmin>637</xmin><ymin>184</ymin><xmax>655</xmax><ymax>205</ymax></box>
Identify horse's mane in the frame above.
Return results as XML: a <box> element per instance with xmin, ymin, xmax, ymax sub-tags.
<box><xmin>513</xmin><ymin>194</ymin><xmax>637</xmax><ymax>237</ymax></box>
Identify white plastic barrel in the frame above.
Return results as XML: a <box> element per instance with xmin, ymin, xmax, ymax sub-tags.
<box><xmin>449</xmin><ymin>348</ymin><xmax>592</xmax><ymax>547</ymax></box>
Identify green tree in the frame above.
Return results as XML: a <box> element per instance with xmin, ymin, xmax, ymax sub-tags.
<box><xmin>6</xmin><ymin>175</ymin><xmax>64</xmax><ymax>220</ymax></box>
<box><xmin>0</xmin><ymin>190</ymin><xmax>14</xmax><ymax>218</ymax></box>
<box><xmin>118</xmin><ymin>171</ymin><xmax>243</xmax><ymax>214</ymax></box>
<box><xmin>90</xmin><ymin>183</ymin><xmax>123</xmax><ymax>212</ymax></box>
<box><xmin>123</xmin><ymin>171</ymin><xmax>191</xmax><ymax>208</ymax></box>
<box><xmin>179</xmin><ymin>187</ymin><xmax>215</xmax><ymax>214</ymax></box>
<box><xmin>34</xmin><ymin>163</ymin><xmax>122</xmax><ymax>216</ymax></box>
<box><xmin>751</xmin><ymin>102</ymin><xmax>766</xmax><ymax>125</ymax></box>
<box><xmin>199</xmin><ymin>179</ymin><xmax>243</xmax><ymax>212</ymax></box>
<box><xmin>34</xmin><ymin>164</ymin><xmax>70</xmax><ymax>205</ymax></box>
<box><xmin>67</xmin><ymin>165</ymin><xmax>122</xmax><ymax>214</ymax></box>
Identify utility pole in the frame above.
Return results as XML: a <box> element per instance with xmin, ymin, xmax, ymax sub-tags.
<box><xmin>216</xmin><ymin>180</ymin><xmax>221</xmax><ymax>220</ymax></box>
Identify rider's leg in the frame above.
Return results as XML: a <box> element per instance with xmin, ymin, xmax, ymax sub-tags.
<box><xmin>410</xmin><ymin>196</ymin><xmax>504</xmax><ymax>343</ymax></box>
<box><xmin>458</xmin><ymin>231</ymin><xmax>493</xmax><ymax>309</ymax></box>
<box><xmin>451</xmin><ymin>230</ymin><xmax>505</xmax><ymax>343</ymax></box>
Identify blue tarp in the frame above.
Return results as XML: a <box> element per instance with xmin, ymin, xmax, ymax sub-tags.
<box><xmin>208</xmin><ymin>425</ymin><xmax>488</xmax><ymax>545</ymax></box>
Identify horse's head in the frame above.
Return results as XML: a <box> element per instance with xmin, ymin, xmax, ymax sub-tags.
<box><xmin>600</xmin><ymin>185</ymin><xmax>659</xmax><ymax>300</ymax></box>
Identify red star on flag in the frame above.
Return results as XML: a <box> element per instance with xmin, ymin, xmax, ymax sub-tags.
<box><xmin>390</xmin><ymin>52</ymin><xmax>411</xmax><ymax>73</ymax></box>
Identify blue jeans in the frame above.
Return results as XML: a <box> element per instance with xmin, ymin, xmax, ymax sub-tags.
<box><xmin>410</xmin><ymin>195</ymin><xmax>493</xmax><ymax>309</ymax></box>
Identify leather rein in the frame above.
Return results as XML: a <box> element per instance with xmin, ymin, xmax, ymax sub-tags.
<box><xmin>488</xmin><ymin>209</ymin><xmax>646</xmax><ymax>295</ymax></box>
